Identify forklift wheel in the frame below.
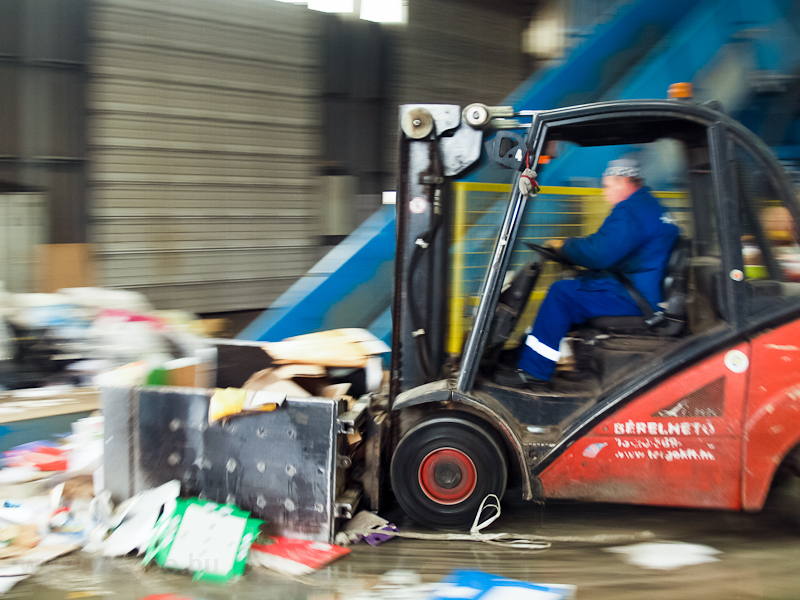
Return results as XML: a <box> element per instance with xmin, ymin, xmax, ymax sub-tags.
<box><xmin>390</xmin><ymin>416</ymin><xmax>507</xmax><ymax>530</ymax></box>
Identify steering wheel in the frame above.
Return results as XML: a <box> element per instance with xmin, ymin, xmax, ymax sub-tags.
<box><xmin>524</xmin><ymin>242</ymin><xmax>574</xmax><ymax>266</ymax></box>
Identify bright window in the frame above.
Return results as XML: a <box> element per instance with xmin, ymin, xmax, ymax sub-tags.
<box><xmin>307</xmin><ymin>0</ymin><xmax>354</xmax><ymax>13</ymax></box>
<box><xmin>361</xmin><ymin>0</ymin><xmax>406</xmax><ymax>23</ymax></box>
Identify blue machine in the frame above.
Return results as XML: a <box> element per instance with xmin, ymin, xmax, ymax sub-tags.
<box><xmin>238</xmin><ymin>205</ymin><xmax>395</xmax><ymax>345</ymax></box>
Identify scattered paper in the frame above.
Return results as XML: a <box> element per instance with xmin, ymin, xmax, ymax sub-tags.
<box><xmin>142</xmin><ymin>497</ymin><xmax>262</xmax><ymax>583</ymax></box>
<box><xmin>0</xmin><ymin>574</ymin><xmax>28</xmax><ymax>594</ymax></box>
<box><xmin>0</xmin><ymin>497</ymin><xmax>51</xmax><ymax>528</ymax></box>
<box><xmin>97</xmin><ymin>480</ymin><xmax>180</xmax><ymax>557</ymax></box>
<box><xmin>349</xmin><ymin>570</ymin><xmax>434</xmax><ymax>600</ymax></box>
<box><xmin>604</xmin><ymin>542</ymin><xmax>721</xmax><ymax>570</ymax></box>
<box><xmin>249</xmin><ymin>537</ymin><xmax>350</xmax><ymax>576</ymax></box>
<box><xmin>0</xmin><ymin>468</ymin><xmax>50</xmax><ymax>499</ymax></box>
<box><xmin>164</xmin><ymin>503</ymin><xmax>247</xmax><ymax>575</ymax></box>
<box><xmin>0</xmin><ymin>525</ymin><xmax>41</xmax><ymax>559</ymax></box>
<box><xmin>0</xmin><ymin>532</ymin><xmax>79</xmax><ymax>594</ymax></box>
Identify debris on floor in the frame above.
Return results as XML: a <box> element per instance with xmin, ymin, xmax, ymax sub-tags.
<box><xmin>248</xmin><ymin>536</ymin><xmax>350</xmax><ymax>576</ymax></box>
<box><xmin>604</xmin><ymin>541</ymin><xmax>722</xmax><ymax>570</ymax></box>
<box><xmin>86</xmin><ymin>480</ymin><xmax>180</xmax><ymax>557</ymax></box>
<box><xmin>142</xmin><ymin>497</ymin><xmax>263</xmax><ymax>583</ymax></box>
<box><xmin>2</xmin><ymin>416</ymin><xmax>103</xmax><ymax>487</ymax></box>
<box><xmin>0</xmin><ymin>523</ymin><xmax>81</xmax><ymax>594</ymax></box>
<box><xmin>0</xmin><ymin>286</ymin><xmax>216</xmax><ymax>390</ymax></box>
<box><xmin>430</xmin><ymin>570</ymin><xmax>576</xmax><ymax>600</ymax></box>
<box><xmin>337</xmin><ymin>569</ymin><xmax>433</xmax><ymax>600</ymax></box>
<box><xmin>311</xmin><ymin>569</ymin><xmax>576</xmax><ymax>600</ymax></box>
<box><xmin>337</xmin><ymin>511</ymin><xmax>400</xmax><ymax>547</ymax></box>
<box><xmin>237</xmin><ymin>328</ymin><xmax>388</xmax><ymax>403</ymax></box>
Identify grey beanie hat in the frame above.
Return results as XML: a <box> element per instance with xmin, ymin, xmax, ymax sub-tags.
<box><xmin>603</xmin><ymin>158</ymin><xmax>641</xmax><ymax>179</ymax></box>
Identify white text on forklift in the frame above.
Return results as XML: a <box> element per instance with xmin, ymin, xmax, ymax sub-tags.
<box><xmin>613</xmin><ymin>421</ymin><xmax>716</xmax><ymax>436</ymax></box>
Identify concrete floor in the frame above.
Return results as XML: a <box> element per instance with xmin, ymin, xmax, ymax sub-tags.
<box><xmin>10</xmin><ymin>484</ymin><xmax>800</xmax><ymax>600</ymax></box>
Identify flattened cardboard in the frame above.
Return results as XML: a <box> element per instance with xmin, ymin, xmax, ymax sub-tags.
<box><xmin>263</xmin><ymin>329</ymin><xmax>390</xmax><ymax>368</ymax></box>
<box><xmin>320</xmin><ymin>383</ymin><xmax>352</xmax><ymax>399</ymax></box>
<box><xmin>248</xmin><ymin>379</ymin><xmax>311</xmax><ymax>398</ymax></box>
<box><xmin>241</xmin><ymin>364</ymin><xmax>325</xmax><ymax>393</ymax></box>
<box><xmin>163</xmin><ymin>358</ymin><xmax>199</xmax><ymax>388</ymax></box>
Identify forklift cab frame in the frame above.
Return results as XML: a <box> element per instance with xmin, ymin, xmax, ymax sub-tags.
<box><xmin>388</xmin><ymin>98</ymin><xmax>800</xmax><ymax>529</ymax></box>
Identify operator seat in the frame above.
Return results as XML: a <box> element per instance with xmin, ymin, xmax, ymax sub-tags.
<box><xmin>584</xmin><ymin>236</ymin><xmax>692</xmax><ymax>336</ymax></box>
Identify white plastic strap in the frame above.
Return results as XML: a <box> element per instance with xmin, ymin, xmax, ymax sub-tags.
<box><xmin>470</xmin><ymin>494</ymin><xmax>501</xmax><ymax>534</ymax></box>
<box><xmin>338</xmin><ymin>496</ymin><xmax>654</xmax><ymax>552</ymax></box>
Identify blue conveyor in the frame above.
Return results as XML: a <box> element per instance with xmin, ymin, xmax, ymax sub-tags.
<box><xmin>239</xmin><ymin>0</ymin><xmax>800</xmax><ymax>345</ymax></box>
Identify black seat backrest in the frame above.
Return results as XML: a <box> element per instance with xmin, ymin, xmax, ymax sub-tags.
<box><xmin>661</xmin><ymin>236</ymin><xmax>692</xmax><ymax>320</ymax></box>
<box><xmin>586</xmin><ymin>236</ymin><xmax>692</xmax><ymax>336</ymax></box>
<box><xmin>692</xmin><ymin>256</ymin><xmax>725</xmax><ymax>321</ymax></box>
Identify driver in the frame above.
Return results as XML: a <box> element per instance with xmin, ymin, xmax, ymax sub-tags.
<box><xmin>494</xmin><ymin>158</ymin><xmax>680</xmax><ymax>389</ymax></box>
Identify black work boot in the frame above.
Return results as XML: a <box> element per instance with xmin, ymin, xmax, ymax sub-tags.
<box><xmin>492</xmin><ymin>368</ymin><xmax>551</xmax><ymax>390</ymax></box>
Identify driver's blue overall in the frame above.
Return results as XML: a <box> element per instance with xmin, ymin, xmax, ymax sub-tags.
<box><xmin>518</xmin><ymin>186</ymin><xmax>680</xmax><ymax>381</ymax></box>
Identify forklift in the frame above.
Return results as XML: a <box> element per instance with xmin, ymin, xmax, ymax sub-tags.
<box><xmin>105</xmin><ymin>88</ymin><xmax>800</xmax><ymax>539</ymax></box>
<box><xmin>382</xmin><ymin>88</ymin><xmax>800</xmax><ymax>529</ymax></box>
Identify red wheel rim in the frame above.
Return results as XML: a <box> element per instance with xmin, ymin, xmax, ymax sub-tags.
<box><xmin>418</xmin><ymin>447</ymin><xmax>477</xmax><ymax>505</ymax></box>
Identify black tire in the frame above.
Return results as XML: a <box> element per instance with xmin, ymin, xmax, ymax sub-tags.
<box><xmin>772</xmin><ymin>444</ymin><xmax>800</xmax><ymax>530</ymax></box>
<box><xmin>390</xmin><ymin>416</ymin><xmax>507</xmax><ymax>530</ymax></box>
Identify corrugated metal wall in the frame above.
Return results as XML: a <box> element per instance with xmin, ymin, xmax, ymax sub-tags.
<box><xmin>87</xmin><ymin>0</ymin><xmax>323</xmax><ymax>313</ymax></box>
<box><xmin>384</xmin><ymin>0</ymin><xmax>526</xmax><ymax>186</ymax></box>
<box><xmin>399</xmin><ymin>0</ymin><xmax>525</xmax><ymax>106</ymax></box>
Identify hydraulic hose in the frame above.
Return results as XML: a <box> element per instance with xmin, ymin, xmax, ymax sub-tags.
<box><xmin>407</xmin><ymin>135</ymin><xmax>445</xmax><ymax>382</ymax></box>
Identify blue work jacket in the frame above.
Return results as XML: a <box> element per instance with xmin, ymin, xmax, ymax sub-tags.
<box><xmin>561</xmin><ymin>187</ymin><xmax>680</xmax><ymax>310</ymax></box>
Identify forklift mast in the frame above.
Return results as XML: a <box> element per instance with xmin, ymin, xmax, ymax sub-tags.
<box><xmin>390</xmin><ymin>105</ymin><xmax>485</xmax><ymax>400</ymax></box>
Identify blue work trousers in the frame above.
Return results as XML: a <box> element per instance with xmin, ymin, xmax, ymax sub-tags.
<box><xmin>518</xmin><ymin>278</ymin><xmax>641</xmax><ymax>380</ymax></box>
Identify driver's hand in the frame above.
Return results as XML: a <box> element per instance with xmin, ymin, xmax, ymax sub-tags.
<box><xmin>545</xmin><ymin>239</ymin><xmax>565</xmax><ymax>251</ymax></box>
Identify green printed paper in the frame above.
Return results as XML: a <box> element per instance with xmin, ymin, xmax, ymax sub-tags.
<box><xmin>143</xmin><ymin>497</ymin><xmax>263</xmax><ymax>583</ymax></box>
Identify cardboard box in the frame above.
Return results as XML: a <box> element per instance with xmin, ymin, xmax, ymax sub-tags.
<box><xmin>36</xmin><ymin>244</ymin><xmax>94</xmax><ymax>293</ymax></box>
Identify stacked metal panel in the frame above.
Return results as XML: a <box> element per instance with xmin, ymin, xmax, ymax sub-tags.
<box><xmin>0</xmin><ymin>190</ymin><xmax>47</xmax><ymax>292</ymax></box>
<box><xmin>87</xmin><ymin>0</ymin><xmax>323</xmax><ymax>312</ymax></box>
<box><xmin>398</xmin><ymin>0</ymin><xmax>525</xmax><ymax>106</ymax></box>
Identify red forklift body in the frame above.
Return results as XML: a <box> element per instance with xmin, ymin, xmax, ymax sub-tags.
<box><xmin>541</xmin><ymin>317</ymin><xmax>800</xmax><ymax>511</ymax></box>
<box><xmin>743</xmin><ymin>319</ymin><xmax>800</xmax><ymax>510</ymax></box>
<box><xmin>540</xmin><ymin>342</ymin><xmax>750</xmax><ymax>509</ymax></box>
<box><xmin>388</xmin><ymin>98</ymin><xmax>800</xmax><ymax>529</ymax></box>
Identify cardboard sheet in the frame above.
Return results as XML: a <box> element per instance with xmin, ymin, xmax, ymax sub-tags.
<box><xmin>263</xmin><ymin>329</ymin><xmax>390</xmax><ymax>368</ymax></box>
<box><xmin>0</xmin><ymin>388</ymin><xmax>99</xmax><ymax>425</ymax></box>
<box><xmin>36</xmin><ymin>243</ymin><xmax>95</xmax><ymax>293</ymax></box>
<box><xmin>241</xmin><ymin>365</ymin><xmax>354</xmax><ymax>400</ymax></box>
<box><xmin>241</xmin><ymin>364</ymin><xmax>327</xmax><ymax>397</ymax></box>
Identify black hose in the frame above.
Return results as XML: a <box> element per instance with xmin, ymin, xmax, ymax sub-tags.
<box><xmin>407</xmin><ymin>136</ymin><xmax>445</xmax><ymax>381</ymax></box>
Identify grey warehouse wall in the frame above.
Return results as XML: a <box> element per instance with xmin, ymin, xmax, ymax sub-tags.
<box><xmin>87</xmin><ymin>0</ymin><xmax>324</xmax><ymax>313</ymax></box>
<box><xmin>384</xmin><ymin>0</ymin><xmax>528</xmax><ymax>186</ymax></box>
<box><xmin>0</xmin><ymin>0</ymin><xmax>89</xmax><ymax>246</ymax></box>
<box><xmin>86</xmin><ymin>0</ymin><xmax>528</xmax><ymax>313</ymax></box>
